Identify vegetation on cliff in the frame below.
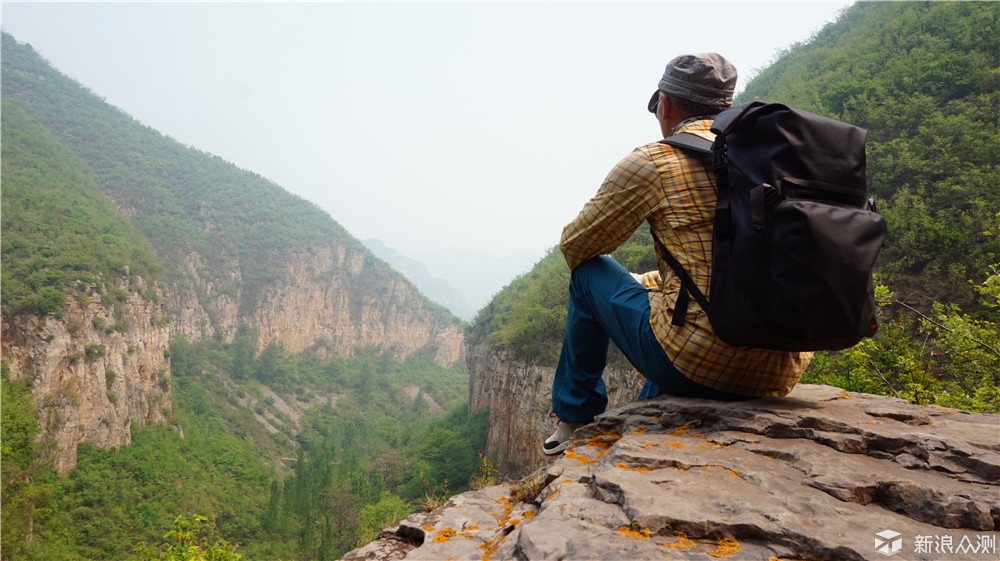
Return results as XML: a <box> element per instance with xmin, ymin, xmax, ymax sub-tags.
<box><xmin>1</xmin><ymin>338</ymin><xmax>485</xmax><ymax>561</ymax></box>
<box><xmin>466</xmin><ymin>1</ymin><xmax>999</xmax><ymax>412</ymax></box>
<box><xmin>1</xmin><ymin>100</ymin><xmax>161</xmax><ymax>316</ymax></box>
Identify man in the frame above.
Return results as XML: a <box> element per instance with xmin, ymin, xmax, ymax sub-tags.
<box><xmin>543</xmin><ymin>53</ymin><xmax>813</xmax><ymax>456</ymax></box>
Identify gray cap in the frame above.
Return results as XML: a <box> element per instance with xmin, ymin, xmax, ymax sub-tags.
<box><xmin>647</xmin><ymin>53</ymin><xmax>737</xmax><ymax>111</ymax></box>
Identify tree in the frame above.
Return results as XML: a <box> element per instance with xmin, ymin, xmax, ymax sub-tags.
<box><xmin>130</xmin><ymin>514</ymin><xmax>242</xmax><ymax>561</ymax></box>
<box><xmin>355</xmin><ymin>491</ymin><xmax>413</xmax><ymax>547</ymax></box>
<box><xmin>804</xmin><ymin>265</ymin><xmax>1000</xmax><ymax>413</ymax></box>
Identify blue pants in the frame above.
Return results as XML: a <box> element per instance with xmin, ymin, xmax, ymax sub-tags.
<box><xmin>551</xmin><ymin>256</ymin><xmax>743</xmax><ymax>423</ymax></box>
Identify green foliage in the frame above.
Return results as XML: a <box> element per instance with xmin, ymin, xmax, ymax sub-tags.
<box><xmin>0</xmin><ymin>99</ymin><xmax>161</xmax><ymax>316</ymax></box>
<box><xmin>355</xmin><ymin>492</ymin><xmax>412</xmax><ymax>548</ymax></box>
<box><xmin>3</xmin><ymin>333</ymin><xmax>483</xmax><ymax>561</ymax></box>
<box><xmin>468</xmin><ymin>450</ymin><xmax>499</xmax><ymax>491</ymax></box>
<box><xmin>804</xmin><ymin>268</ymin><xmax>1000</xmax><ymax>413</ymax></box>
<box><xmin>1</xmin><ymin>364</ymin><xmax>59</xmax><ymax>561</ymax></box>
<box><xmin>131</xmin><ymin>514</ymin><xmax>242</xmax><ymax>561</ymax></box>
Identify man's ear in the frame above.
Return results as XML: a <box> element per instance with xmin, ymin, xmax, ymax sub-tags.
<box><xmin>656</xmin><ymin>92</ymin><xmax>670</xmax><ymax>120</ymax></box>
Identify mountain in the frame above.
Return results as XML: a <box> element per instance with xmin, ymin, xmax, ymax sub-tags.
<box><xmin>362</xmin><ymin>239</ymin><xmax>475</xmax><ymax>320</ymax></box>
<box><xmin>464</xmin><ymin>0</ymin><xmax>999</xmax><ymax>477</ymax></box>
<box><xmin>1</xmin><ymin>31</ymin><xmax>479</xmax><ymax>560</ymax></box>
<box><xmin>403</xmin><ymin>246</ymin><xmax>544</xmax><ymax>319</ymax></box>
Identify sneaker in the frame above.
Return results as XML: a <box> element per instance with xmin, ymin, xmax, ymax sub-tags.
<box><xmin>543</xmin><ymin>412</ymin><xmax>585</xmax><ymax>456</ymax></box>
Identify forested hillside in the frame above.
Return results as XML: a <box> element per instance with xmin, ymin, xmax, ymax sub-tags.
<box><xmin>1</xmin><ymin>32</ymin><xmax>481</xmax><ymax>561</ymax></box>
<box><xmin>468</xmin><ymin>0</ymin><xmax>999</xmax><ymax>414</ymax></box>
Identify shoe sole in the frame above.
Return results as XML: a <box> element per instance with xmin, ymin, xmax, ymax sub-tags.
<box><xmin>542</xmin><ymin>439</ymin><xmax>572</xmax><ymax>456</ymax></box>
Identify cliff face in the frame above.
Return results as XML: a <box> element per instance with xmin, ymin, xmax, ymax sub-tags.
<box><xmin>1</xmin><ymin>240</ymin><xmax>463</xmax><ymax>473</ymax></box>
<box><xmin>170</xmin><ymin>244</ymin><xmax>463</xmax><ymax>367</ymax></box>
<box><xmin>344</xmin><ymin>385</ymin><xmax>1000</xmax><ymax>561</ymax></box>
<box><xmin>1</xmin><ymin>275</ymin><xmax>171</xmax><ymax>472</ymax></box>
<box><xmin>466</xmin><ymin>340</ymin><xmax>644</xmax><ymax>476</ymax></box>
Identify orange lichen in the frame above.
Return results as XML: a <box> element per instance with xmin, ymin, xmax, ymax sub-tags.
<box><xmin>664</xmin><ymin>426</ymin><xmax>706</xmax><ymax>438</ymax></box>
<box><xmin>545</xmin><ymin>487</ymin><xmax>560</xmax><ymax>502</ymax></box>
<box><xmin>564</xmin><ymin>449</ymin><xmax>595</xmax><ymax>465</ymax></box>
<box><xmin>708</xmin><ymin>537</ymin><xmax>742</xmax><ymax>558</ymax></box>
<box><xmin>523</xmin><ymin>510</ymin><xmax>536</xmax><ymax>520</ymax></box>
<box><xmin>664</xmin><ymin>441</ymin><xmax>684</xmax><ymax>449</ymax></box>
<box><xmin>698</xmin><ymin>440</ymin><xmax>731</xmax><ymax>450</ymax></box>
<box><xmin>727</xmin><ymin>470</ymin><xmax>739</xmax><ymax>477</ymax></box>
<box><xmin>628</xmin><ymin>426</ymin><xmax>649</xmax><ymax>436</ymax></box>
<box><xmin>586</xmin><ymin>431</ymin><xmax>622</xmax><ymax>450</ymax></box>
<box><xmin>634</xmin><ymin>466</ymin><xmax>651</xmax><ymax>473</ymax></box>
<box><xmin>465</xmin><ymin>524</ymin><xmax>479</xmax><ymax>531</ymax></box>
<box><xmin>653</xmin><ymin>415</ymin><xmax>662</xmax><ymax>421</ymax></box>
<box><xmin>421</xmin><ymin>524</ymin><xmax>435</xmax><ymax>532</ymax></box>
<box><xmin>616</xmin><ymin>463</ymin><xmax>631</xmax><ymax>470</ymax></box>
<box><xmin>617</xmin><ymin>522</ymin><xmax>650</xmax><ymax>540</ymax></box>
<box><xmin>643</xmin><ymin>443</ymin><xmax>654</xmax><ymax>449</ymax></box>
<box><xmin>478</xmin><ymin>537</ymin><xmax>500</xmax><ymax>561</ymax></box>
<box><xmin>433</xmin><ymin>528</ymin><xmax>457</xmax><ymax>543</ymax></box>
<box><xmin>660</xmin><ymin>532</ymin><xmax>695</xmax><ymax>549</ymax></box>
<box><xmin>508</xmin><ymin>518</ymin><xmax>522</xmax><ymax>526</ymax></box>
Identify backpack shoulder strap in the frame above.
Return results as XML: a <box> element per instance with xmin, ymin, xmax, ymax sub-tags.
<box><xmin>654</xmin><ymin>133</ymin><xmax>715</xmax><ymax>327</ymax></box>
<box><xmin>659</xmin><ymin>132</ymin><xmax>713</xmax><ymax>155</ymax></box>
<box><xmin>650</xmin><ymin>230</ymin><xmax>711</xmax><ymax>327</ymax></box>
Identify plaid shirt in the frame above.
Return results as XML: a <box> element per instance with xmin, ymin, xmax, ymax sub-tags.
<box><xmin>561</xmin><ymin>118</ymin><xmax>812</xmax><ymax>397</ymax></box>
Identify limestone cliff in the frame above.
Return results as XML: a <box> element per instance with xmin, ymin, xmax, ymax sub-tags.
<box><xmin>466</xmin><ymin>340</ymin><xmax>644</xmax><ymax>476</ymax></box>
<box><xmin>344</xmin><ymin>385</ymin><xmax>1000</xmax><ymax>561</ymax></box>
<box><xmin>170</xmin><ymin>244</ymin><xmax>463</xmax><ymax>367</ymax></box>
<box><xmin>1</xmin><ymin>275</ymin><xmax>171</xmax><ymax>472</ymax></box>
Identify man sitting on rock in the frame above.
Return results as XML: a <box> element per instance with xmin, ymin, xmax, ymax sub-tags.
<box><xmin>544</xmin><ymin>53</ymin><xmax>813</xmax><ymax>455</ymax></box>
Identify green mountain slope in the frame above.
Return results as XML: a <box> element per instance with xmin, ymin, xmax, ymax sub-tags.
<box><xmin>1</xmin><ymin>99</ymin><xmax>161</xmax><ymax>315</ymax></box>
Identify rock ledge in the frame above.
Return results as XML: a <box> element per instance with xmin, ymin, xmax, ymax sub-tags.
<box><xmin>344</xmin><ymin>385</ymin><xmax>999</xmax><ymax>560</ymax></box>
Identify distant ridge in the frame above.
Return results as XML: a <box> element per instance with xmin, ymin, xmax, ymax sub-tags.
<box><xmin>364</xmin><ymin>239</ymin><xmax>474</xmax><ymax>320</ymax></box>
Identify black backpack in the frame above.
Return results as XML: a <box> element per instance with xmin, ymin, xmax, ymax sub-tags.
<box><xmin>657</xmin><ymin>101</ymin><xmax>887</xmax><ymax>351</ymax></box>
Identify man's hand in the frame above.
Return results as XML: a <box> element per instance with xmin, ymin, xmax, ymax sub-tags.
<box><xmin>631</xmin><ymin>270</ymin><xmax>662</xmax><ymax>290</ymax></box>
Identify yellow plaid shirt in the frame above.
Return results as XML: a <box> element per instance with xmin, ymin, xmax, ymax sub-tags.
<box><xmin>560</xmin><ymin>118</ymin><xmax>812</xmax><ymax>397</ymax></box>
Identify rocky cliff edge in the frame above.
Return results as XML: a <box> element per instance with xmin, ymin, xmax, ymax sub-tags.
<box><xmin>344</xmin><ymin>384</ymin><xmax>999</xmax><ymax>561</ymax></box>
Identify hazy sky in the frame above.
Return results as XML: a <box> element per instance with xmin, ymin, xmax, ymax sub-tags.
<box><xmin>1</xmin><ymin>1</ymin><xmax>852</xmax><ymax>257</ymax></box>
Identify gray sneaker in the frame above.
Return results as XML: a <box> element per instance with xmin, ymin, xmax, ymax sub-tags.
<box><xmin>543</xmin><ymin>413</ymin><xmax>585</xmax><ymax>456</ymax></box>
